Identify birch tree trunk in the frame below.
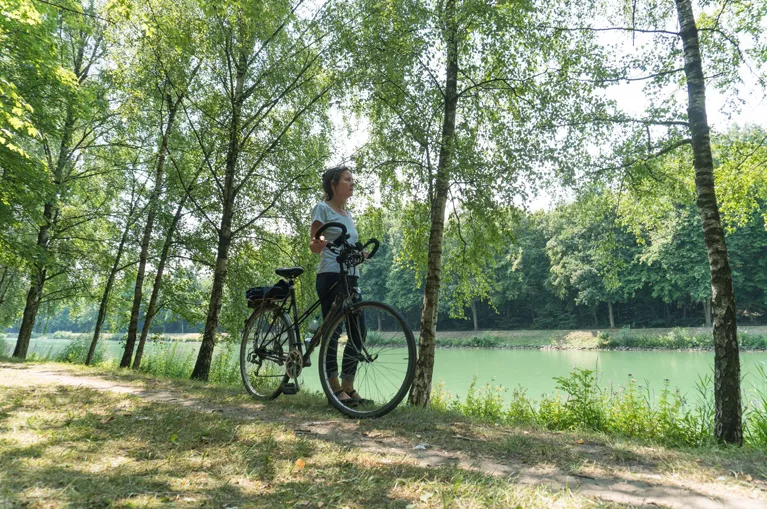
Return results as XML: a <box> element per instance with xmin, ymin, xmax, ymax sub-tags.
<box><xmin>675</xmin><ymin>0</ymin><xmax>742</xmax><ymax>445</ymax></box>
<box><xmin>191</xmin><ymin>50</ymin><xmax>246</xmax><ymax>381</ymax></box>
<box><xmin>409</xmin><ymin>0</ymin><xmax>458</xmax><ymax>406</ymax></box>
<box><xmin>133</xmin><ymin>195</ymin><xmax>187</xmax><ymax>370</ymax></box>
<box><xmin>86</xmin><ymin>211</ymin><xmax>133</xmax><ymax>365</ymax></box>
<box><xmin>120</xmin><ymin>97</ymin><xmax>180</xmax><ymax>368</ymax></box>
<box><xmin>608</xmin><ymin>301</ymin><xmax>615</xmax><ymax>329</ymax></box>
<box><xmin>14</xmin><ymin>104</ymin><xmax>75</xmax><ymax>358</ymax></box>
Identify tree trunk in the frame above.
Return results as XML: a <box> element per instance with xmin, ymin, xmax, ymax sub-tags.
<box><xmin>13</xmin><ymin>268</ymin><xmax>46</xmax><ymax>358</ymax></box>
<box><xmin>409</xmin><ymin>0</ymin><xmax>458</xmax><ymax>407</ymax></box>
<box><xmin>377</xmin><ymin>312</ymin><xmax>382</xmax><ymax>332</ymax></box>
<box><xmin>133</xmin><ymin>196</ymin><xmax>187</xmax><ymax>370</ymax></box>
<box><xmin>120</xmin><ymin>97</ymin><xmax>180</xmax><ymax>368</ymax></box>
<box><xmin>703</xmin><ymin>298</ymin><xmax>713</xmax><ymax>328</ymax></box>
<box><xmin>470</xmin><ymin>300</ymin><xmax>479</xmax><ymax>331</ymax></box>
<box><xmin>13</xmin><ymin>102</ymin><xmax>75</xmax><ymax>359</ymax></box>
<box><xmin>0</xmin><ymin>267</ymin><xmax>10</xmax><ymax>307</ymax></box>
<box><xmin>592</xmin><ymin>306</ymin><xmax>599</xmax><ymax>327</ymax></box>
<box><xmin>191</xmin><ymin>49</ymin><xmax>247</xmax><ymax>381</ymax></box>
<box><xmin>607</xmin><ymin>301</ymin><xmax>615</xmax><ymax>329</ymax></box>
<box><xmin>86</xmin><ymin>213</ymin><xmax>131</xmax><ymax>365</ymax></box>
<box><xmin>675</xmin><ymin>0</ymin><xmax>742</xmax><ymax>445</ymax></box>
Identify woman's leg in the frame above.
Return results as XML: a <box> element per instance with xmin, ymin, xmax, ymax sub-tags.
<box><xmin>341</xmin><ymin>279</ymin><xmax>366</xmax><ymax>390</ymax></box>
<box><xmin>316</xmin><ymin>273</ymin><xmax>345</xmax><ymax>393</ymax></box>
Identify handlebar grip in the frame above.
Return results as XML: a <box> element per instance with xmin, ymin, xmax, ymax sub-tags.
<box><xmin>363</xmin><ymin>238</ymin><xmax>380</xmax><ymax>259</ymax></box>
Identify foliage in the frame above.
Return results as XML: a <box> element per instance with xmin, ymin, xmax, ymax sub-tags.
<box><xmin>434</xmin><ymin>368</ymin><xmax>734</xmax><ymax>447</ymax></box>
<box><xmin>56</xmin><ymin>336</ymin><xmax>106</xmax><ymax>365</ymax></box>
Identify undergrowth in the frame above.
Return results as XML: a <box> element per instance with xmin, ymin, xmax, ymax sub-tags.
<box><xmin>432</xmin><ymin>367</ymin><xmax>767</xmax><ymax>448</ymax></box>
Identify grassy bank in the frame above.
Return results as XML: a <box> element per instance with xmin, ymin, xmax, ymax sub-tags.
<box><xmin>5</xmin><ymin>333</ymin><xmax>767</xmax><ymax>450</ymax></box>
<box><xmin>430</xmin><ymin>326</ymin><xmax>767</xmax><ymax>351</ymax></box>
<box><xmin>2</xmin><ymin>361</ymin><xmax>767</xmax><ymax>508</ymax></box>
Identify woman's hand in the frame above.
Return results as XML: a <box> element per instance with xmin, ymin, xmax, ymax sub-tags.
<box><xmin>310</xmin><ymin>236</ymin><xmax>328</xmax><ymax>254</ymax></box>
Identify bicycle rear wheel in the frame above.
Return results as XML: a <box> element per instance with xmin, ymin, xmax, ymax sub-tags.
<box><xmin>240</xmin><ymin>303</ymin><xmax>293</xmax><ymax>400</ymax></box>
<box><xmin>319</xmin><ymin>301</ymin><xmax>416</xmax><ymax>418</ymax></box>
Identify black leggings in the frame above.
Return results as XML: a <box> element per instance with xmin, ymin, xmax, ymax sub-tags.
<box><xmin>316</xmin><ymin>272</ymin><xmax>366</xmax><ymax>382</ymax></box>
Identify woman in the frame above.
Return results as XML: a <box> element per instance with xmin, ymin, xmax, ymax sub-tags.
<box><xmin>309</xmin><ymin>165</ymin><xmax>369</xmax><ymax>406</ymax></box>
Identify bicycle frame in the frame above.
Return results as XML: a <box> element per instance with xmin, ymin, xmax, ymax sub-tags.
<box><xmin>259</xmin><ymin>263</ymin><xmax>356</xmax><ymax>371</ymax></box>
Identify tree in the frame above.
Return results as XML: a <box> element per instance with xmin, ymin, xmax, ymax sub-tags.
<box><xmin>344</xmin><ymin>0</ymin><xmax>614</xmax><ymax>406</ymax></box>
<box><xmin>546</xmin><ymin>192</ymin><xmax>643</xmax><ymax>328</ymax></box>
<box><xmin>12</xmin><ymin>0</ymin><xmax>110</xmax><ymax>359</ymax></box>
<box><xmin>180</xmin><ymin>0</ymin><xmax>332</xmax><ymax>380</ymax></box>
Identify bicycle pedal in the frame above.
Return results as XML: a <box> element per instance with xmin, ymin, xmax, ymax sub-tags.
<box><xmin>280</xmin><ymin>382</ymin><xmax>300</xmax><ymax>395</ymax></box>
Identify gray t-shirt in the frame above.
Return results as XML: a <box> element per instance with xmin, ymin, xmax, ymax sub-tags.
<box><xmin>311</xmin><ymin>201</ymin><xmax>360</xmax><ymax>276</ymax></box>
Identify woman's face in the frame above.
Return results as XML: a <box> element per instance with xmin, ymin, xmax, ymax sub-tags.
<box><xmin>333</xmin><ymin>170</ymin><xmax>355</xmax><ymax>200</ymax></box>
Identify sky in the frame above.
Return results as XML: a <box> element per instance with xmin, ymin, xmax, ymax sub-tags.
<box><xmin>325</xmin><ymin>26</ymin><xmax>767</xmax><ymax>213</ymax></box>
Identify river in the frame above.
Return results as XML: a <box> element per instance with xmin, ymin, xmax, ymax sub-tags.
<box><xmin>15</xmin><ymin>338</ymin><xmax>767</xmax><ymax>407</ymax></box>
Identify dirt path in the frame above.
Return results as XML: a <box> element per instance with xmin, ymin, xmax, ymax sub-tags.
<box><xmin>1</xmin><ymin>362</ymin><xmax>765</xmax><ymax>509</ymax></box>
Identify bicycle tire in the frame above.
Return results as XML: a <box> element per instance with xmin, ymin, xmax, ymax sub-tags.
<box><xmin>318</xmin><ymin>300</ymin><xmax>416</xmax><ymax>418</ymax></box>
<box><xmin>240</xmin><ymin>303</ymin><xmax>294</xmax><ymax>400</ymax></box>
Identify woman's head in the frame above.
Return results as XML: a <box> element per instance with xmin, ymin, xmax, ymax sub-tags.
<box><xmin>322</xmin><ymin>165</ymin><xmax>354</xmax><ymax>202</ymax></box>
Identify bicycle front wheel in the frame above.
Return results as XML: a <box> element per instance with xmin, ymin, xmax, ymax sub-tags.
<box><xmin>240</xmin><ymin>303</ymin><xmax>293</xmax><ymax>400</ymax></box>
<box><xmin>319</xmin><ymin>300</ymin><xmax>416</xmax><ymax>418</ymax></box>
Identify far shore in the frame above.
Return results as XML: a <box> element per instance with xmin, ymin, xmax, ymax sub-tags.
<box><xmin>5</xmin><ymin>325</ymin><xmax>767</xmax><ymax>352</ymax></box>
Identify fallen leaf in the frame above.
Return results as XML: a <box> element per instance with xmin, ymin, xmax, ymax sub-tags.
<box><xmin>100</xmin><ymin>415</ymin><xmax>115</xmax><ymax>424</ymax></box>
<box><xmin>576</xmin><ymin>439</ymin><xmax>585</xmax><ymax>445</ymax></box>
<box><xmin>295</xmin><ymin>458</ymin><xmax>306</xmax><ymax>471</ymax></box>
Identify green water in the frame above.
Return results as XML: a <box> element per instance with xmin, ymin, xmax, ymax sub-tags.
<box><xmin>19</xmin><ymin>338</ymin><xmax>767</xmax><ymax>406</ymax></box>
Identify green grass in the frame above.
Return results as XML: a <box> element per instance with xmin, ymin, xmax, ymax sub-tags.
<box><xmin>0</xmin><ymin>373</ymin><xmax>636</xmax><ymax>508</ymax></box>
<box><xmin>3</xmin><ymin>360</ymin><xmax>767</xmax><ymax>508</ymax></box>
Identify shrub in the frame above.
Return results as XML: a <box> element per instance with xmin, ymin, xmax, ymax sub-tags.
<box><xmin>553</xmin><ymin>368</ymin><xmax>606</xmax><ymax>430</ymax></box>
<box><xmin>505</xmin><ymin>387</ymin><xmax>537</xmax><ymax>425</ymax></box>
<box><xmin>0</xmin><ymin>337</ymin><xmax>9</xmax><ymax>357</ymax></box>
<box><xmin>596</xmin><ymin>331</ymin><xmax>611</xmax><ymax>348</ymax></box>
<box><xmin>51</xmin><ymin>331</ymin><xmax>81</xmax><ymax>340</ymax></box>
<box><xmin>740</xmin><ymin>332</ymin><xmax>767</xmax><ymax>350</ymax></box>
<box><xmin>56</xmin><ymin>337</ymin><xmax>105</xmax><ymax>365</ymax></box>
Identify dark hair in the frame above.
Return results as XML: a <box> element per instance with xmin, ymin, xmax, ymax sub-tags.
<box><xmin>321</xmin><ymin>165</ymin><xmax>350</xmax><ymax>200</ymax></box>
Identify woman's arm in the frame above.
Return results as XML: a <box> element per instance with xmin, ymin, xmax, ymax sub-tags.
<box><xmin>309</xmin><ymin>220</ymin><xmax>328</xmax><ymax>254</ymax></box>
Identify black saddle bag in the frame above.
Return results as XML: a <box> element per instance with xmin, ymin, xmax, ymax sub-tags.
<box><xmin>245</xmin><ymin>280</ymin><xmax>290</xmax><ymax>304</ymax></box>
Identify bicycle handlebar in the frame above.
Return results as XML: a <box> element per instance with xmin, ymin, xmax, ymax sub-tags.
<box><xmin>314</xmin><ymin>221</ymin><xmax>380</xmax><ymax>260</ymax></box>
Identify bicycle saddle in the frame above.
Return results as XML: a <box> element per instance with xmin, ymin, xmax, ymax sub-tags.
<box><xmin>275</xmin><ymin>267</ymin><xmax>304</xmax><ymax>279</ymax></box>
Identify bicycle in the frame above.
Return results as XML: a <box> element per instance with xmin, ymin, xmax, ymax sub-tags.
<box><xmin>239</xmin><ymin>221</ymin><xmax>417</xmax><ymax>418</ymax></box>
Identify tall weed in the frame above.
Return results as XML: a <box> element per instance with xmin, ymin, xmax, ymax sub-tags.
<box><xmin>452</xmin><ymin>378</ymin><xmax>507</xmax><ymax>422</ymax></box>
<box><xmin>209</xmin><ymin>341</ymin><xmax>240</xmax><ymax>386</ymax></box>
<box><xmin>745</xmin><ymin>363</ymin><xmax>767</xmax><ymax>446</ymax></box>
<box><xmin>138</xmin><ymin>340</ymin><xmax>195</xmax><ymax>379</ymax></box>
<box><xmin>552</xmin><ymin>368</ymin><xmax>605</xmax><ymax>430</ymax></box>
